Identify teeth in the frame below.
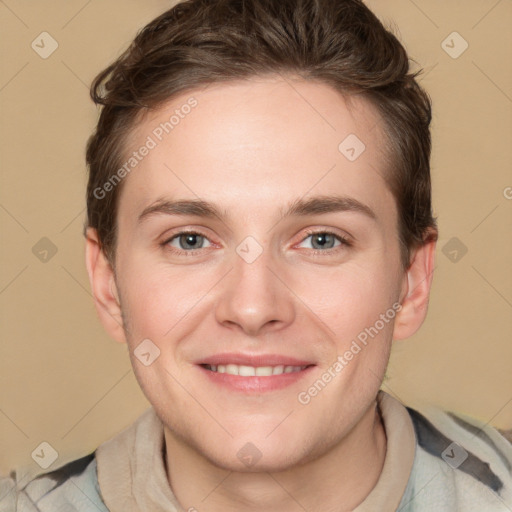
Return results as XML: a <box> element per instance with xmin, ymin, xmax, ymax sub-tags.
<box><xmin>256</xmin><ymin>366</ymin><xmax>273</xmax><ymax>376</ymax></box>
<box><xmin>206</xmin><ymin>364</ymin><xmax>306</xmax><ymax>376</ymax></box>
<box><xmin>226</xmin><ymin>364</ymin><xmax>239</xmax><ymax>375</ymax></box>
<box><xmin>272</xmin><ymin>365</ymin><xmax>284</xmax><ymax>375</ymax></box>
<box><xmin>238</xmin><ymin>365</ymin><xmax>255</xmax><ymax>377</ymax></box>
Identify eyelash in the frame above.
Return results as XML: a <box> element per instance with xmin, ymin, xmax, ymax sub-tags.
<box><xmin>301</xmin><ymin>229</ymin><xmax>352</xmax><ymax>254</ymax></box>
<box><xmin>161</xmin><ymin>229</ymin><xmax>352</xmax><ymax>256</ymax></box>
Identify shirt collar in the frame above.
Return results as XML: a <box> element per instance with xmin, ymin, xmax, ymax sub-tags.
<box><xmin>96</xmin><ymin>390</ymin><xmax>416</xmax><ymax>511</ymax></box>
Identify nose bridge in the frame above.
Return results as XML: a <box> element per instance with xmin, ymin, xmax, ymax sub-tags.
<box><xmin>214</xmin><ymin>236</ymin><xmax>295</xmax><ymax>335</ymax></box>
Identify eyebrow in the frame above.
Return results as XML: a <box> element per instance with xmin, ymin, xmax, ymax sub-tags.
<box><xmin>137</xmin><ymin>195</ymin><xmax>376</xmax><ymax>224</ymax></box>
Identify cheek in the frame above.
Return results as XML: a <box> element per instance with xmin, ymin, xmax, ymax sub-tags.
<box><xmin>295</xmin><ymin>259</ymin><xmax>400</xmax><ymax>338</ymax></box>
<box><xmin>292</xmin><ymin>264</ymin><xmax>400</xmax><ymax>396</ymax></box>
<box><xmin>117</xmin><ymin>255</ymin><xmax>212</xmax><ymax>336</ymax></box>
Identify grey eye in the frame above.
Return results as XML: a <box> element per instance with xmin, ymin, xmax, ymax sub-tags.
<box><xmin>300</xmin><ymin>232</ymin><xmax>341</xmax><ymax>250</ymax></box>
<box><xmin>169</xmin><ymin>233</ymin><xmax>212</xmax><ymax>250</ymax></box>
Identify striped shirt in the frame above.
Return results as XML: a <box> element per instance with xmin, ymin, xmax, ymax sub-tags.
<box><xmin>3</xmin><ymin>391</ymin><xmax>511</xmax><ymax>511</ymax></box>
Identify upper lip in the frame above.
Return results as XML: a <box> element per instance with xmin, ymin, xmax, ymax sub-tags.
<box><xmin>198</xmin><ymin>353</ymin><xmax>315</xmax><ymax>367</ymax></box>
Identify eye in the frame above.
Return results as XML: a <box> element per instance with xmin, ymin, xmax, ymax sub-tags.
<box><xmin>297</xmin><ymin>230</ymin><xmax>350</xmax><ymax>251</ymax></box>
<box><xmin>165</xmin><ymin>231</ymin><xmax>212</xmax><ymax>251</ymax></box>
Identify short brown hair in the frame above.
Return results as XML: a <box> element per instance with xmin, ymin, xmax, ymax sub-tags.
<box><xmin>85</xmin><ymin>0</ymin><xmax>438</xmax><ymax>268</ymax></box>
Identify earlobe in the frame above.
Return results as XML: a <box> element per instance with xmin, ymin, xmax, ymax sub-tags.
<box><xmin>85</xmin><ymin>228</ymin><xmax>127</xmax><ymax>344</ymax></box>
<box><xmin>393</xmin><ymin>239</ymin><xmax>436</xmax><ymax>341</ymax></box>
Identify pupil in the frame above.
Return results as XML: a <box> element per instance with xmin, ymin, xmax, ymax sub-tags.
<box><xmin>313</xmin><ymin>233</ymin><xmax>333</xmax><ymax>249</ymax></box>
<box><xmin>182</xmin><ymin>234</ymin><xmax>200</xmax><ymax>249</ymax></box>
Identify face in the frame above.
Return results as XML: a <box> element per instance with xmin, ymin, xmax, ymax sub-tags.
<box><xmin>95</xmin><ymin>76</ymin><xmax>413</xmax><ymax>471</ymax></box>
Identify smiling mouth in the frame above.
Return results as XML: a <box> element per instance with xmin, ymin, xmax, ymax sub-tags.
<box><xmin>201</xmin><ymin>364</ymin><xmax>311</xmax><ymax>376</ymax></box>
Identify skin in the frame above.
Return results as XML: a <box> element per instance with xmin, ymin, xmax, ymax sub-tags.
<box><xmin>86</xmin><ymin>75</ymin><xmax>436</xmax><ymax>512</ymax></box>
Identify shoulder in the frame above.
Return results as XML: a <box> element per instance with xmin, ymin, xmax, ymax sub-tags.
<box><xmin>402</xmin><ymin>404</ymin><xmax>512</xmax><ymax>511</ymax></box>
<box><xmin>6</xmin><ymin>452</ymin><xmax>109</xmax><ymax>512</ymax></box>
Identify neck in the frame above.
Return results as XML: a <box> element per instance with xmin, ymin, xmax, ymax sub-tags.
<box><xmin>164</xmin><ymin>400</ymin><xmax>387</xmax><ymax>512</ymax></box>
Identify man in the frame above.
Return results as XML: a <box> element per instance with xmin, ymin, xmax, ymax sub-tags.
<box><xmin>6</xmin><ymin>0</ymin><xmax>511</xmax><ymax>510</ymax></box>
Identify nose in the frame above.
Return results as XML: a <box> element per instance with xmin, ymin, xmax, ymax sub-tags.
<box><xmin>214</xmin><ymin>242</ymin><xmax>296</xmax><ymax>337</ymax></box>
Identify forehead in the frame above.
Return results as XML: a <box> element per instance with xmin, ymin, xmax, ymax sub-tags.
<box><xmin>118</xmin><ymin>76</ymin><xmax>394</xmax><ymax>224</ymax></box>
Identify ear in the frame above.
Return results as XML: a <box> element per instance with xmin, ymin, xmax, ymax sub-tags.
<box><xmin>393</xmin><ymin>239</ymin><xmax>436</xmax><ymax>340</ymax></box>
<box><xmin>85</xmin><ymin>227</ymin><xmax>127</xmax><ymax>344</ymax></box>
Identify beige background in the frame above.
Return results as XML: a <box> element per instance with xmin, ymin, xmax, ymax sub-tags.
<box><xmin>0</xmin><ymin>0</ymin><xmax>511</xmax><ymax>476</ymax></box>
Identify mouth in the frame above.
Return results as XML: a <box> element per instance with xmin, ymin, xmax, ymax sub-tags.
<box><xmin>196</xmin><ymin>354</ymin><xmax>316</xmax><ymax>392</ymax></box>
<box><xmin>201</xmin><ymin>363</ymin><xmax>310</xmax><ymax>376</ymax></box>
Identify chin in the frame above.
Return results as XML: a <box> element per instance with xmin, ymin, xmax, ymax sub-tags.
<box><xmin>207</xmin><ymin>443</ymin><xmax>310</xmax><ymax>473</ymax></box>
<box><xmin>192</xmin><ymin>427</ymin><xmax>315</xmax><ymax>473</ymax></box>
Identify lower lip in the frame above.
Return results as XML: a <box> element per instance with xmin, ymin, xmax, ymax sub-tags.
<box><xmin>198</xmin><ymin>365</ymin><xmax>316</xmax><ymax>393</ymax></box>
